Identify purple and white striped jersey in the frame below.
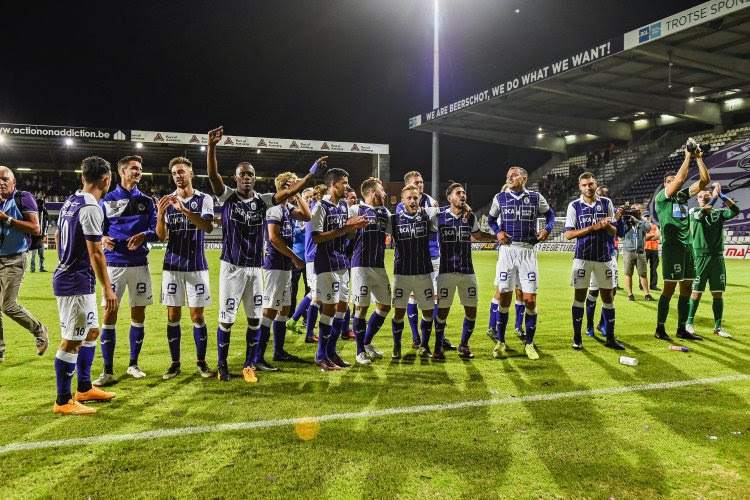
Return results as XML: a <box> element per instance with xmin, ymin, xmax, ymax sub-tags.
<box><xmin>101</xmin><ymin>185</ymin><xmax>157</xmax><ymax>267</ymax></box>
<box><xmin>348</xmin><ymin>203</ymin><xmax>390</xmax><ymax>269</ymax></box>
<box><xmin>396</xmin><ymin>193</ymin><xmax>439</xmax><ymax>258</ymax></box>
<box><xmin>488</xmin><ymin>189</ymin><xmax>552</xmax><ymax>247</ymax></box>
<box><xmin>304</xmin><ymin>200</ymin><xmax>317</xmax><ymax>263</ymax></box>
<box><xmin>163</xmin><ymin>190</ymin><xmax>214</xmax><ymax>272</ymax></box>
<box><xmin>391</xmin><ymin>207</ymin><xmax>439</xmax><ymax>276</ymax></box>
<box><xmin>310</xmin><ymin>197</ymin><xmax>349</xmax><ymax>274</ymax></box>
<box><xmin>53</xmin><ymin>191</ymin><xmax>103</xmax><ymax>297</ymax></box>
<box><xmin>437</xmin><ymin>207</ymin><xmax>480</xmax><ymax>274</ymax></box>
<box><xmin>564</xmin><ymin>195</ymin><xmax>615</xmax><ymax>262</ymax></box>
<box><xmin>217</xmin><ymin>186</ymin><xmax>276</xmax><ymax>267</ymax></box>
<box><xmin>263</xmin><ymin>203</ymin><xmax>295</xmax><ymax>271</ymax></box>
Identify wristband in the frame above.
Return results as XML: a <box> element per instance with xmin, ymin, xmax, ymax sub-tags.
<box><xmin>708</xmin><ymin>197</ymin><xmax>718</xmax><ymax>207</ymax></box>
<box><xmin>309</xmin><ymin>161</ymin><xmax>324</xmax><ymax>176</ymax></box>
<box><xmin>718</xmin><ymin>192</ymin><xmax>729</xmax><ymax>201</ymax></box>
<box><xmin>5</xmin><ymin>217</ymin><xmax>12</xmax><ymax>227</ymax></box>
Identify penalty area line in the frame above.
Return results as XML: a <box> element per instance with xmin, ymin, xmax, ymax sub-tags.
<box><xmin>1</xmin><ymin>374</ymin><xmax>747</xmax><ymax>454</ymax></box>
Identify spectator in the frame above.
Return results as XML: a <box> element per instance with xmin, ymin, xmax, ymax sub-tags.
<box><xmin>0</xmin><ymin>166</ymin><xmax>49</xmax><ymax>363</ymax></box>
<box><xmin>621</xmin><ymin>203</ymin><xmax>654</xmax><ymax>301</ymax></box>
<box><xmin>29</xmin><ymin>198</ymin><xmax>49</xmax><ymax>272</ymax></box>
<box><xmin>643</xmin><ymin>211</ymin><xmax>661</xmax><ymax>291</ymax></box>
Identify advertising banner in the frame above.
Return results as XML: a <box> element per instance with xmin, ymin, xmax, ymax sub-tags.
<box><xmin>130</xmin><ymin>130</ymin><xmax>388</xmax><ymax>155</ymax></box>
<box><xmin>0</xmin><ymin>123</ymin><xmax>129</xmax><ymax>141</ymax></box>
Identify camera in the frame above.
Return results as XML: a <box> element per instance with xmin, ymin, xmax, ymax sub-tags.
<box><xmin>686</xmin><ymin>138</ymin><xmax>711</xmax><ymax>156</ymax></box>
<box><xmin>620</xmin><ymin>201</ymin><xmax>640</xmax><ymax>226</ymax></box>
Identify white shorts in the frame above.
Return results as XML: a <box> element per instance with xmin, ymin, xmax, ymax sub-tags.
<box><xmin>572</xmin><ymin>259</ymin><xmax>617</xmax><ymax>289</ymax></box>
<box><xmin>351</xmin><ymin>267</ymin><xmax>391</xmax><ymax>307</ymax></box>
<box><xmin>437</xmin><ymin>273</ymin><xmax>479</xmax><ymax>308</ymax></box>
<box><xmin>161</xmin><ymin>270</ymin><xmax>212</xmax><ymax>308</ymax></box>
<box><xmin>494</xmin><ymin>245</ymin><xmax>539</xmax><ymax>294</ymax></box>
<box><xmin>104</xmin><ymin>265</ymin><xmax>154</xmax><ymax>307</ymax></box>
<box><xmin>263</xmin><ymin>269</ymin><xmax>292</xmax><ymax>309</ymax></box>
<box><xmin>315</xmin><ymin>269</ymin><xmax>349</xmax><ymax>305</ymax></box>
<box><xmin>393</xmin><ymin>274</ymin><xmax>434</xmax><ymax>310</ymax></box>
<box><xmin>57</xmin><ymin>294</ymin><xmax>98</xmax><ymax>341</ymax></box>
<box><xmin>219</xmin><ymin>261</ymin><xmax>263</xmax><ymax>323</ymax></box>
<box><xmin>430</xmin><ymin>257</ymin><xmax>440</xmax><ymax>289</ymax></box>
<box><xmin>305</xmin><ymin>262</ymin><xmax>317</xmax><ymax>299</ymax></box>
<box><xmin>589</xmin><ymin>257</ymin><xmax>619</xmax><ymax>291</ymax></box>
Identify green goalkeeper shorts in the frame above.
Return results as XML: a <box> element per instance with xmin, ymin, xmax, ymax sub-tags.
<box><xmin>661</xmin><ymin>242</ymin><xmax>696</xmax><ymax>281</ymax></box>
<box><xmin>692</xmin><ymin>254</ymin><xmax>726</xmax><ymax>292</ymax></box>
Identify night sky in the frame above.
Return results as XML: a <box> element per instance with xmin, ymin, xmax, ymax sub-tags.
<box><xmin>1</xmin><ymin>0</ymin><xmax>703</xmax><ymax>183</ymax></box>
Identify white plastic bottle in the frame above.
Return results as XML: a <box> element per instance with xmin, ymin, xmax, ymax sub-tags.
<box><xmin>619</xmin><ymin>356</ymin><xmax>638</xmax><ymax>366</ymax></box>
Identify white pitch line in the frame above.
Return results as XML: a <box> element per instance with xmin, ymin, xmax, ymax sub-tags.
<box><xmin>1</xmin><ymin>374</ymin><xmax>747</xmax><ymax>454</ymax></box>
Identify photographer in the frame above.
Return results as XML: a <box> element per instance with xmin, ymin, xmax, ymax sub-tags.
<box><xmin>620</xmin><ymin>203</ymin><xmax>654</xmax><ymax>301</ymax></box>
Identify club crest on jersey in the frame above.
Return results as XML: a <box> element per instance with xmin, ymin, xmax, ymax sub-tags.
<box><xmin>596</xmin><ymin>204</ymin><xmax>602</xmax><ymax>211</ymax></box>
<box><xmin>251</xmin><ymin>202</ymin><xmax>257</xmax><ymax>210</ymax></box>
<box><xmin>138</xmin><ymin>203</ymin><xmax>145</xmax><ymax>211</ymax></box>
<box><xmin>191</xmin><ymin>201</ymin><xmax>198</xmax><ymax>210</ymax></box>
<box><xmin>524</xmin><ymin>197</ymin><xmax>530</xmax><ymax>204</ymax></box>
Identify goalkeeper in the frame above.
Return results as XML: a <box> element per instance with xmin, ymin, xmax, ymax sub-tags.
<box><xmin>686</xmin><ymin>182</ymin><xmax>739</xmax><ymax>338</ymax></box>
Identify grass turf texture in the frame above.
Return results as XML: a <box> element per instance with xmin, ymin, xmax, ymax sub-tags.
<box><xmin>0</xmin><ymin>250</ymin><xmax>748</xmax><ymax>498</ymax></box>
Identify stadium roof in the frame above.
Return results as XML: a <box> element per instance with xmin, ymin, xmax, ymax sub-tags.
<box><xmin>409</xmin><ymin>0</ymin><xmax>750</xmax><ymax>154</ymax></box>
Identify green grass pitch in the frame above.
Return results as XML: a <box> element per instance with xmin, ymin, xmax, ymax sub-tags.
<box><xmin>0</xmin><ymin>250</ymin><xmax>748</xmax><ymax>498</ymax></box>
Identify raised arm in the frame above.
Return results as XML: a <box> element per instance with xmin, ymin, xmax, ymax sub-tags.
<box><xmin>290</xmin><ymin>195</ymin><xmax>311</xmax><ymax>222</ymax></box>
<box><xmin>273</xmin><ymin>157</ymin><xmax>328</xmax><ymax>205</ymax></box>
<box><xmin>665</xmin><ymin>148</ymin><xmax>692</xmax><ymax>199</ymax></box>
<box><xmin>688</xmin><ymin>153</ymin><xmax>711</xmax><ymax>196</ymax></box>
<box><xmin>206</xmin><ymin>126</ymin><xmax>226</xmax><ymax>196</ymax></box>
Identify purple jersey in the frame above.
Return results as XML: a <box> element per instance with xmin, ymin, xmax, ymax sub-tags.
<box><xmin>163</xmin><ymin>190</ymin><xmax>214</xmax><ymax>272</ymax></box>
<box><xmin>565</xmin><ymin>195</ymin><xmax>615</xmax><ymax>262</ymax></box>
<box><xmin>263</xmin><ymin>203</ymin><xmax>295</xmax><ymax>271</ymax></box>
<box><xmin>488</xmin><ymin>189</ymin><xmax>551</xmax><ymax>246</ymax></box>
<box><xmin>437</xmin><ymin>207</ymin><xmax>479</xmax><ymax>274</ymax></box>
<box><xmin>310</xmin><ymin>197</ymin><xmax>349</xmax><ymax>274</ymax></box>
<box><xmin>101</xmin><ymin>185</ymin><xmax>157</xmax><ymax>266</ymax></box>
<box><xmin>304</xmin><ymin>200</ymin><xmax>317</xmax><ymax>263</ymax></box>
<box><xmin>396</xmin><ymin>192</ymin><xmax>439</xmax><ymax>258</ymax></box>
<box><xmin>348</xmin><ymin>203</ymin><xmax>390</xmax><ymax>269</ymax></box>
<box><xmin>53</xmin><ymin>192</ymin><xmax>103</xmax><ymax>297</ymax></box>
<box><xmin>391</xmin><ymin>207</ymin><xmax>439</xmax><ymax>276</ymax></box>
<box><xmin>217</xmin><ymin>187</ymin><xmax>275</xmax><ymax>267</ymax></box>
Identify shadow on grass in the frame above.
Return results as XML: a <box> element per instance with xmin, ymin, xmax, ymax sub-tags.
<box><xmin>504</xmin><ymin>353</ymin><xmax>669</xmax><ymax>497</ymax></box>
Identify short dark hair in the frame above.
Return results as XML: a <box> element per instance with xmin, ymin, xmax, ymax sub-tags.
<box><xmin>325</xmin><ymin>168</ymin><xmax>349</xmax><ymax>187</ymax></box>
<box><xmin>445</xmin><ymin>181</ymin><xmax>463</xmax><ymax>199</ymax></box>
<box><xmin>81</xmin><ymin>156</ymin><xmax>111</xmax><ymax>183</ymax></box>
<box><xmin>169</xmin><ymin>156</ymin><xmax>192</xmax><ymax>171</ymax></box>
<box><xmin>663</xmin><ymin>171</ymin><xmax>677</xmax><ymax>182</ymax></box>
<box><xmin>117</xmin><ymin>155</ymin><xmax>143</xmax><ymax>170</ymax></box>
<box><xmin>345</xmin><ymin>186</ymin><xmax>355</xmax><ymax>193</ymax></box>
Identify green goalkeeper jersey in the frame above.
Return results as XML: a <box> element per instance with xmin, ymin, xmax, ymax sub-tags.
<box><xmin>689</xmin><ymin>203</ymin><xmax>740</xmax><ymax>256</ymax></box>
<box><xmin>654</xmin><ymin>187</ymin><xmax>691</xmax><ymax>245</ymax></box>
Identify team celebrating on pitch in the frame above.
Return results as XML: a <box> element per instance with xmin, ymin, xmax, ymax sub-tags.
<box><xmin>46</xmin><ymin>129</ymin><xmax>738</xmax><ymax>414</ymax></box>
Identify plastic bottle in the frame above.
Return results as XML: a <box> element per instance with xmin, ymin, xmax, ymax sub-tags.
<box><xmin>669</xmin><ymin>346</ymin><xmax>689</xmax><ymax>352</ymax></box>
<box><xmin>619</xmin><ymin>356</ymin><xmax>638</xmax><ymax>366</ymax></box>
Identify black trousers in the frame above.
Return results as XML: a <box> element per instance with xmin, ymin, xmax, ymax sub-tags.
<box><xmin>289</xmin><ymin>265</ymin><xmax>310</xmax><ymax>313</ymax></box>
<box><xmin>645</xmin><ymin>249</ymin><xmax>659</xmax><ymax>288</ymax></box>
